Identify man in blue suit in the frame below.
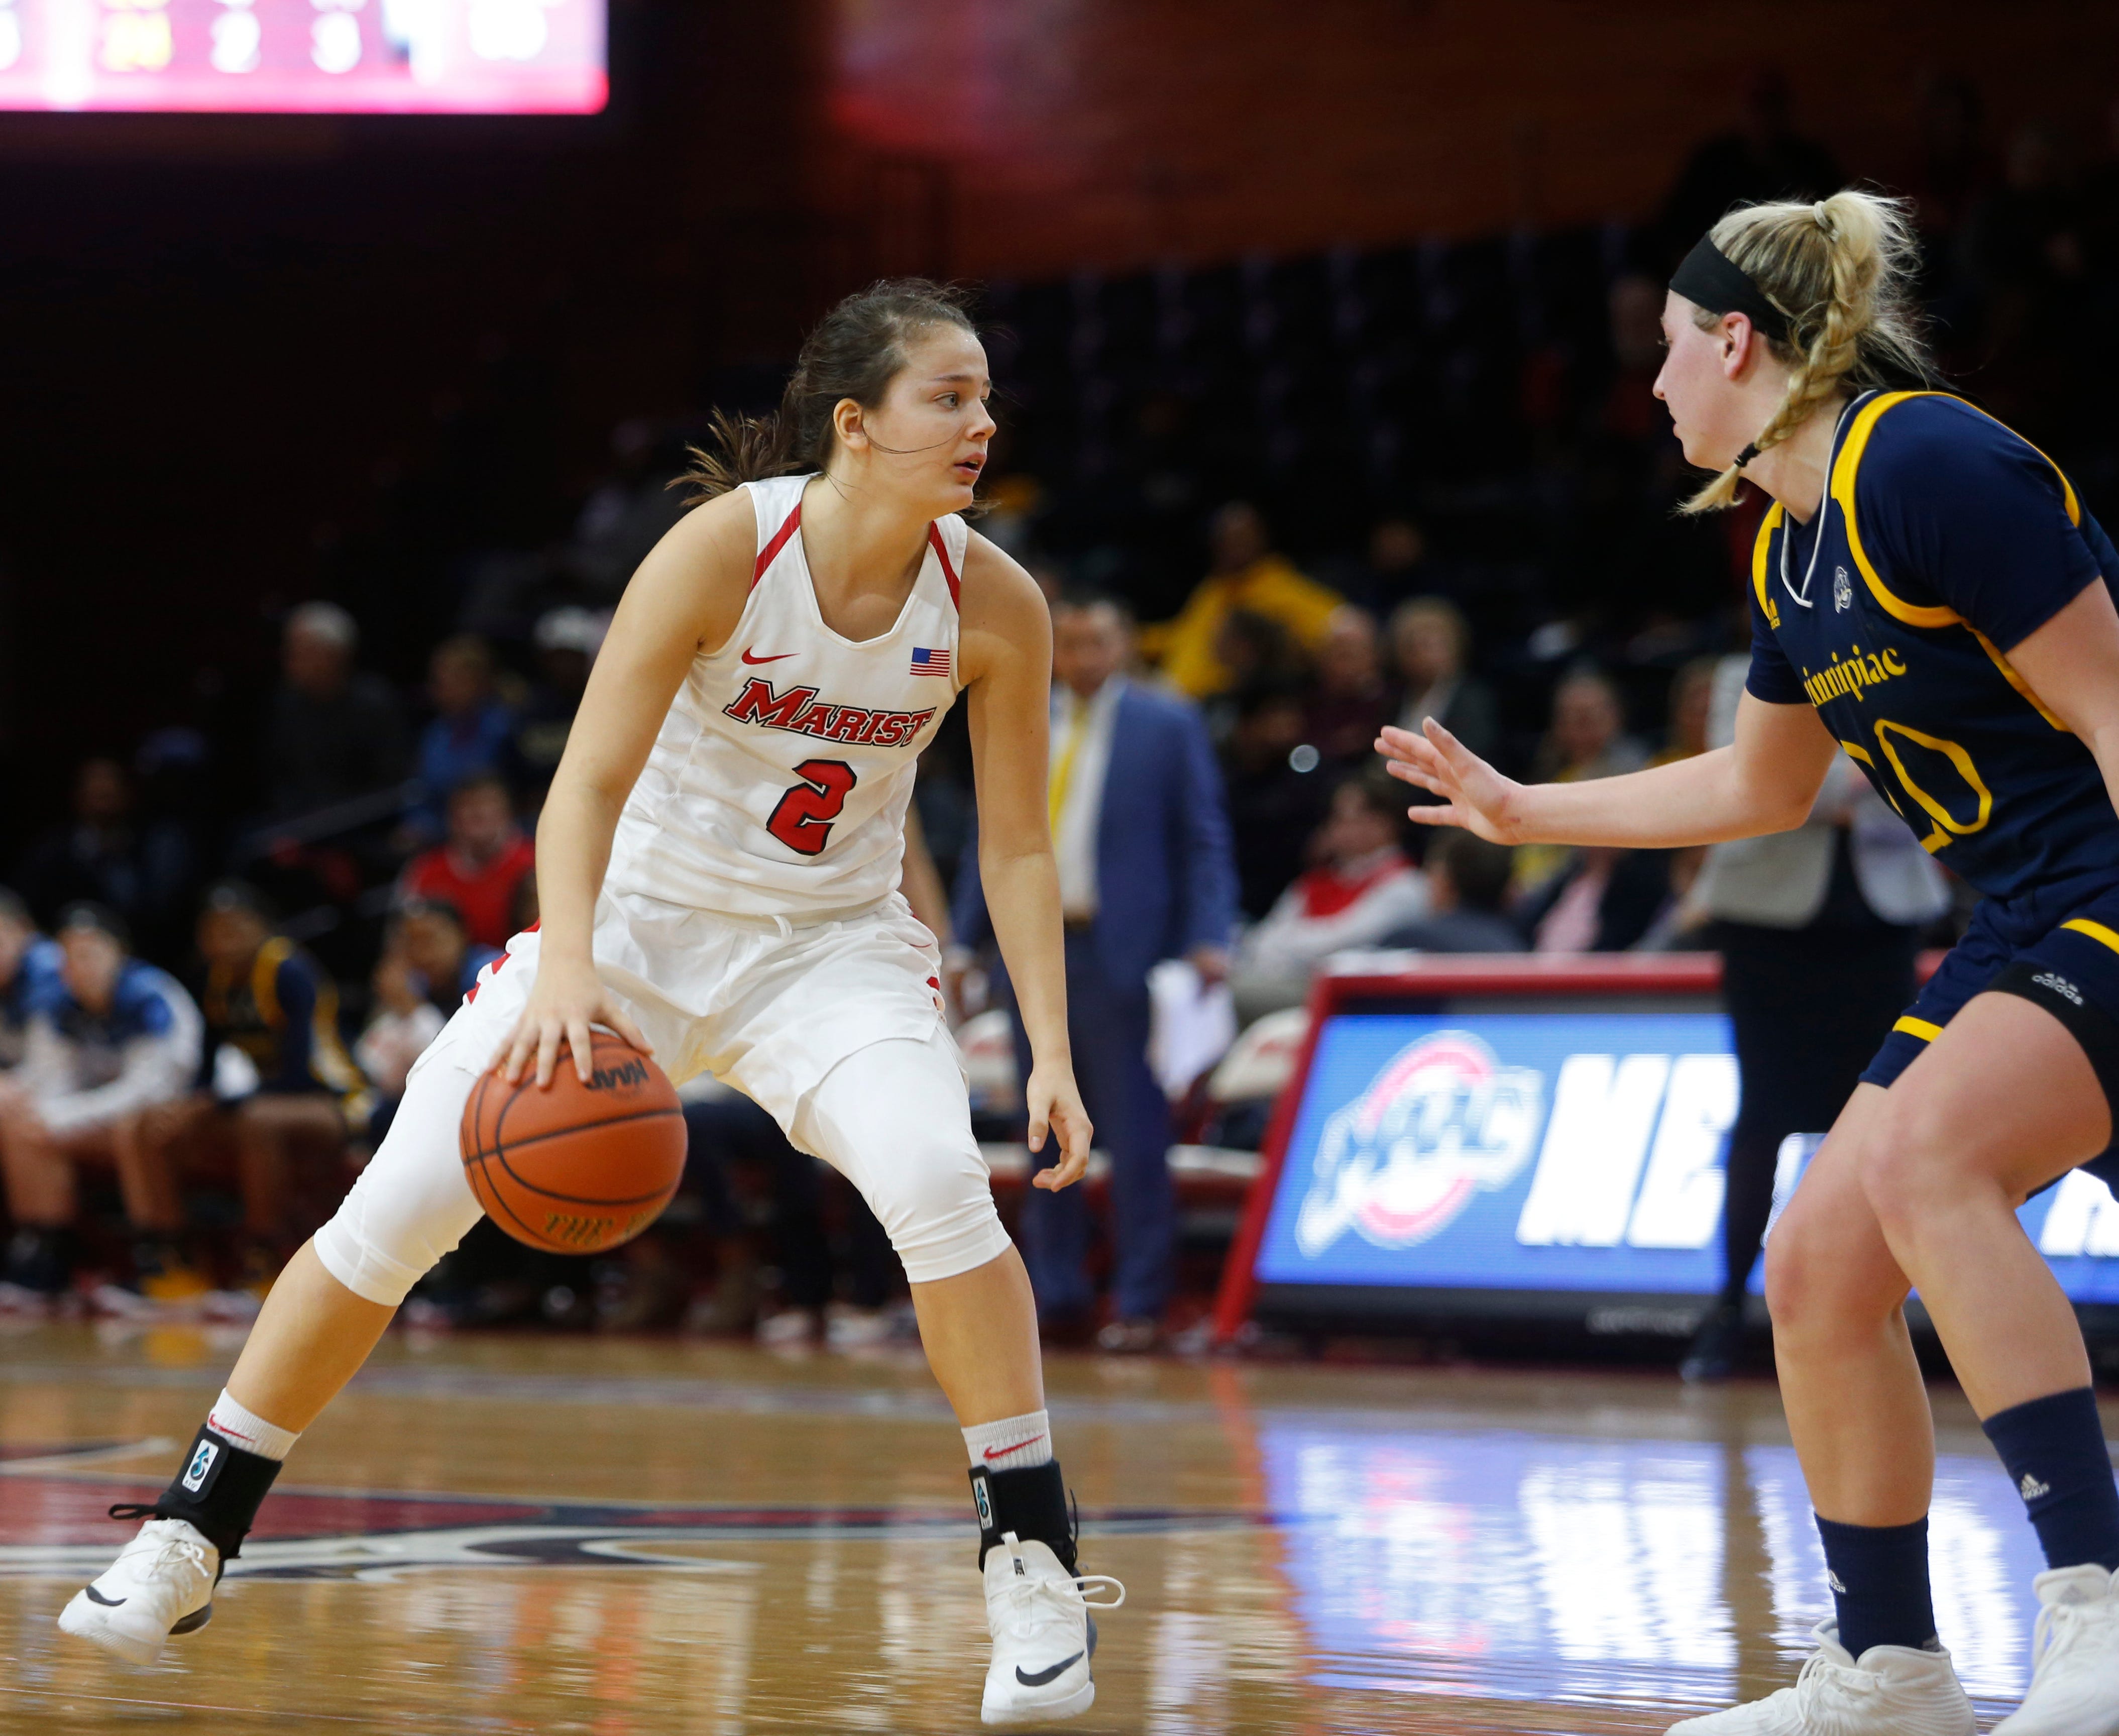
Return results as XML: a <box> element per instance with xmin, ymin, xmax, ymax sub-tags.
<box><xmin>951</xmin><ymin>592</ymin><xmax>1238</xmax><ymax>1349</ymax></box>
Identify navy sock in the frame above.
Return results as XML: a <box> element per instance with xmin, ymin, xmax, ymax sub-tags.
<box><xmin>1813</xmin><ymin>1514</ymin><xmax>1937</xmax><ymax>1657</ymax></box>
<box><xmin>1982</xmin><ymin>1386</ymin><xmax>2119</xmax><ymax>1573</ymax></box>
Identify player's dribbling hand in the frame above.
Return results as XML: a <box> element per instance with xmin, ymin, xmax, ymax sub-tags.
<box><xmin>1375</xmin><ymin>717</ymin><xmax>1528</xmax><ymax>843</ymax></box>
<box><xmin>498</xmin><ymin>953</ymin><xmax>654</xmax><ymax>1089</ymax></box>
<box><xmin>1026</xmin><ymin>1063</ymin><xmax>1093</xmax><ymax>1191</ymax></box>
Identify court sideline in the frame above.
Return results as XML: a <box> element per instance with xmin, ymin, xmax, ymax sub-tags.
<box><xmin>0</xmin><ymin>1323</ymin><xmax>2067</xmax><ymax>1732</ymax></box>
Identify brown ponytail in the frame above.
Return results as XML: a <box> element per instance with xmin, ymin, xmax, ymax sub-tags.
<box><xmin>679</xmin><ymin>278</ymin><xmax>979</xmax><ymax>505</ymax></box>
<box><xmin>1680</xmin><ymin>190</ymin><xmax>1936</xmax><ymax>514</ymax></box>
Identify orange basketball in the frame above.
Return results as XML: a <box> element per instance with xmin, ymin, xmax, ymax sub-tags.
<box><xmin>459</xmin><ymin>1031</ymin><xmax>687</xmax><ymax>1255</ymax></box>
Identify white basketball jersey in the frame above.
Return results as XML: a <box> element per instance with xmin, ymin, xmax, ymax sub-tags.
<box><xmin>605</xmin><ymin>473</ymin><xmax>966</xmax><ymax>920</ymax></box>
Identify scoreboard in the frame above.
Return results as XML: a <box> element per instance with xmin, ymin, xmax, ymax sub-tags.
<box><xmin>0</xmin><ymin>0</ymin><xmax>605</xmax><ymax>113</ymax></box>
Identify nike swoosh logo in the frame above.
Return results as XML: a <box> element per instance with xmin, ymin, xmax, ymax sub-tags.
<box><xmin>983</xmin><ymin>1437</ymin><xmax>1047</xmax><ymax>1463</ymax></box>
<box><xmin>741</xmin><ymin>649</ymin><xmax>796</xmax><ymax>665</ymax></box>
<box><xmin>1015</xmin><ymin>1650</ymin><xmax>1085</xmax><ymax>1687</ymax></box>
<box><xmin>84</xmin><ymin>1586</ymin><xmax>126</xmax><ymax>1607</ymax></box>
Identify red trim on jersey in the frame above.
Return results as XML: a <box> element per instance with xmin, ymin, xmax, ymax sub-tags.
<box><xmin>464</xmin><ymin>922</ymin><xmax>539</xmax><ymax>1005</ymax></box>
<box><xmin>753</xmin><ymin>503</ymin><xmax>803</xmax><ymax>591</ymax></box>
<box><xmin>927</xmin><ymin>522</ymin><xmax>961</xmax><ymax>610</ymax></box>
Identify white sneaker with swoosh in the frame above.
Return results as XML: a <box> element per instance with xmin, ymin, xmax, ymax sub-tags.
<box><xmin>979</xmin><ymin>1531</ymin><xmax>1124</xmax><ymax>1726</ymax></box>
<box><xmin>1667</xmin><ymin>1621</ymin><xmax>1973</xmax><ymax>1733</ymax></box>
<box><xmin>1994</xmin><ymin>1564</ymin><xmax>2119</xmax><ymax>1735</ymax></box>
<box><xmin>57</xmin><ymin>1518</ymin><xmax>220</xmax><ymax>1666</ymax></box>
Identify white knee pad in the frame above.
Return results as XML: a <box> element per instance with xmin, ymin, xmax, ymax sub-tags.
<box><xmin>794</xmin><ymin>1030</ymin><xmax>1011</xmax><ymax>1286</ymax></box>
<box><xmin>313</xmin><ymin>1047</ymin><xmax>485</xmax><ymax>1307</ymax></box>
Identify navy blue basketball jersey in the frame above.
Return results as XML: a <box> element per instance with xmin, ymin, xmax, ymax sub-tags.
<box><xmin>1746</xmin><ymin>390</ymin><xmax>2119</xmax><ymax>915</ymax></box>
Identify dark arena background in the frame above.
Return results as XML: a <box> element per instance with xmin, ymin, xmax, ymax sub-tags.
<box><xmin>6</xmin><ymin>2</ymin><xmax>2119</xmax><ymax>1731</ymax></box>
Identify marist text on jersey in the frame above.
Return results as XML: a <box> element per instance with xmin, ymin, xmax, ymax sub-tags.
<box><xmin>722</xmin><ymin>676</ymin><xmax>938</xmax><ymax>749</ymax></box>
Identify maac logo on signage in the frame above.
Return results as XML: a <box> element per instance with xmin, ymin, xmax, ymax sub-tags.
<box><xmin>1295</xmin><ymin>1031</ymin><xmax>1541</xmax><ymax>1255</ymax></box>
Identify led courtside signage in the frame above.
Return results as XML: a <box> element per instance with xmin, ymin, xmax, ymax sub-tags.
<box><xmin>1254</xmin><ymin>1013</ymin><xmax>2119</xmax><ymax>1308</ymax></box>
<box><xmin>0</xmin><ymin>0</ymin><xmax>606</xmax><ymax>114</ymax></box>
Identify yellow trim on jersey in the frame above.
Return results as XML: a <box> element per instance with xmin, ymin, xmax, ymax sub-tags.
<box><xmin>1956</xmin><ymin>395</ymin><xmax>2082</xmax><ymax>527</ymax></box>
<box><xmin>1832</xmin><ymin>390</ymin><xmax>2081</xmax><ymax>729</ymax></box>
<box><xmin>1970</xmin><ymin>627</ymin><xmax>2072</xmax><ymax>732</ymax></box>
<box><xmin>309</xmin><ymin>978</ymin><xmax>365</xmax><ymax>1095</ymax></box>
<box><xmin>252</xmin><ymin>936</ymin><xmax>370</xmax><ymax>1121</ymax></box>
<box><xmin>1872</xmin><ymin>718</ymin><xmax>1992</xmax><ymax>847</ymax></box>
<box><xmin>252</xmin><ymin>936</ymin><xmax>290</xmax><ymax>1028</ymax></box>
<box><xmin>1893</xmin><ymin>1015</ymin><xmax>1943</xmax><ymax>1042</ymax></box>
<box><xmin>1833</xmin><ymin>392</ymin><xmax>1963</xmax><ymax>630</ymax></box>
<box><xmin>1752</xmin><ymin>502</ymin><xmax>1784</xmax><ymax>629</ymax></box>
<box><xmin>1840</xmin><ymin>740</ymin><xmax>1911</xmax><ymax>824</ymax></box>
<box><xmin>2062</xmin><ymin>918</ymin><xmax>2119</xmax><ymax>957</ymax></box>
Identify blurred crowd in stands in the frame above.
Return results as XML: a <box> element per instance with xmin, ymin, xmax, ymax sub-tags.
<box><xmin>3</xmin><ymin>70</ymin><xmax>2114</xmax><ymax>1340</ymax></box>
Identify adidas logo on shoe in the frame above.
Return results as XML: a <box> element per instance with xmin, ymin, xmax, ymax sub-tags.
<box><xmin>2021</xmin><ymin>1473</ymin><xmax>2053</xmax><ymax>1502</ymax></box>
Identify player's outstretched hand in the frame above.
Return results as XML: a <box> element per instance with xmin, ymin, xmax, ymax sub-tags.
<box><xmin>498</xmin><ymin>953</ymin><xmax>654</xmax><ymax>1088</ymax></box>
<box><xmin>1376</xmin><ymin>717</ymin><xmax>1528</xmax><ymax>843</ymax></box>
<box><xmin>1026</xmin><ymin>1063</ymin><xmax>1093</xmax><ymax>1192</ymax></box>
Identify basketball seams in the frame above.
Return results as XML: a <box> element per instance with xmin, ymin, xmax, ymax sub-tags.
<box><xmin>479</xmin><ymin>1103</ymin><xmax>684</xmax><ymax>1161</ymax></box>
<box><xmin>469</xmin><ymin>1151</ymin><xmax>562</xmax><ymax>1248</ymax></box>
<box><xmin>458</xmin><ymin>1032</ymin><xmax>684</xmax><ymax>1252</ymax></box>
<box><xmin>485</xmin><ymin>1136</ymin><xmax>678</xmax><ymax>1212</ymax></box>
<box><xmin>490</xmin><ymin>1057</ymin><xmax>527</xmax><ymax>1164</ymax></box>
<box><xmin>462</xmin><ymin>1067</ymin><xmax>495</xmax><ymax>1162</ymax></box>
<box><xmin>476</xmin><ymin>1033</ymin><xmax>660</xmax><ymax>1155</ymax></box>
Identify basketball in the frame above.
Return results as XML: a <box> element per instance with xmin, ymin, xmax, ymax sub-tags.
<box><xmin>458</xmin><ymin>1031</ymin><xmax>687</xmax><ymax>1255</ymax></box>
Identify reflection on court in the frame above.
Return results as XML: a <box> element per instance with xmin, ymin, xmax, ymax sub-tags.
<box><xmin>0</xmin><ymin>1324</ymin><xmax>2067</xmax><ymax>1731</ymax></box>
<box><xmin>1266</xmin><ymin>1425</ymin><xmax>2044</xmax><ymax>1719</ymax></box>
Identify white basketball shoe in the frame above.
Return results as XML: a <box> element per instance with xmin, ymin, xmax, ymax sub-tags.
<box><xmin>1668</xmin><ymin>1621</ymin><xmax>1974</xmax><ymax>1734</ymax></box>
<box><xmin>1994</xmin><ymin>1564</ymin><xmax>2119</xmax><ymax>1735</ymax></box>
<box><xmin>979</xmin><ymin>1530</ymin><xmax>1124</xmax><ymax>1726</ymax></box>
<box><xmin>57</xmin><ymin>1517</ymin><xmax>220</xmax><ymax>1666</ymax></box>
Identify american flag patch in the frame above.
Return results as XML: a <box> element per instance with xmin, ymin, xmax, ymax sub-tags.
<box><xmin>910</xmin><ymin>646</ymin><xmax>952</xmax><ymax>678</ymax></box>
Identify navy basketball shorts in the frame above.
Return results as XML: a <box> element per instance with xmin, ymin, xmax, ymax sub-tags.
<box><xmin>1862</xmin><ymin>882</ymin><xmax>2119</xmax><ymax>1173</ymax></box>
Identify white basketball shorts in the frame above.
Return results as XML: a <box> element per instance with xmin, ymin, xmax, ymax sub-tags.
<box><xmin>313</xmin><ymin>887</ymin><xmax>1010</xmax><ymax>1304</ymax></box>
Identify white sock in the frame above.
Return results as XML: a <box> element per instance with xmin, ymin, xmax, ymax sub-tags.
<box><xmin>205</xmin><ymin>1387</ymin><xmax>300</xmax><ymax>1462</ymax></box>
<box><xmin>963</xmin><ymin>1409</ymin><xmax>1053</xmax><ymax>1473</ymax></box>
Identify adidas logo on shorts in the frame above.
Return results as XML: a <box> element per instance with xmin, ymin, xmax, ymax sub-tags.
<box><xmin>2033</xmin><ymin>971</ymin><xmax>2085</xmax><ymax>1007</ymax></box>
<box><xmin>2021</xmin><ymin>1472</ymin><xmax>2054</xmax><ymax>1502</ymax></box>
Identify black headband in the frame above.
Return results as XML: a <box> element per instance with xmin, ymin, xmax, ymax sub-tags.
<box><xmin>1669</xmin><ymin>234</ymin><xmax>1793</xmax><ymax>345</ymax></box>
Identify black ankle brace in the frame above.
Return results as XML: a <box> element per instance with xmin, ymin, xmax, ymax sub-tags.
<box><xmin>111</xmin><ymin>1423</ymin><xmax>283</xmax><ymax>1559</ymax></box>
<box><xmin>970</xmin><ymin>1460</ymin><xmax>1077</xmax><ymax>1574</ymax></box>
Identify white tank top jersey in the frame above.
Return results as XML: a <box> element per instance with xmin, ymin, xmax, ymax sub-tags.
<box><xmin>605</xmin><ymin>472</ymin><xmax>968</xmax><ymax>920</ymax></box>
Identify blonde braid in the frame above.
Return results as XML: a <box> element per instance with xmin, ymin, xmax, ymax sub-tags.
<box><xmin>1679</xmin><ymin>190</ymin><xmax>1931</xmax><ymax>514</ymax></box>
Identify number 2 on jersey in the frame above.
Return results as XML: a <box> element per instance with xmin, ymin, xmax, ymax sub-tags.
<box><xmin>767</xmin><ymin>759</ymin><xmax>858</xmax><ymax>856</ymax></box>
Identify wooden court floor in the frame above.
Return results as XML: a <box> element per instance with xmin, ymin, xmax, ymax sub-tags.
<box><xmin>0</xmin><ymin>1321</ymin><xmax>2067</xmax><ymax>1733</ymax></box>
